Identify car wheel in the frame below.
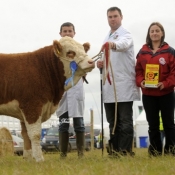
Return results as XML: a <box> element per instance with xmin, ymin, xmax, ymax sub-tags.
<box><xmin>85</xmin><ymin>142</ymin><xmax>91</xmax><ymax>151</ymax></box>
<box><xmin>106</xmin><ymin>145</ymin><xmax>110</xmax><ymax>153</ymax></box>
<box><xmin>42</xmin><ymin>149</ymin><xmax>47</xmax><ymax>154</ymax></box>
<box><xmin>15</xmin><ymin>152</ymin><xmax>23</xmax><ymax>156</ymax></box>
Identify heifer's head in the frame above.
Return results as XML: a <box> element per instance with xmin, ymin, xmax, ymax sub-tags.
<box><xmin>53</xmin><ymin>36</ymin><xmax>95</xmax><ymax>90</ymax></box>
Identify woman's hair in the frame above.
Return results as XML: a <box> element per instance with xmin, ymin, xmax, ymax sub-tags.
<box><xmin>146</xmin><ymin>22</ymin><xmax>165</xmax><ymax>49</ymax></box>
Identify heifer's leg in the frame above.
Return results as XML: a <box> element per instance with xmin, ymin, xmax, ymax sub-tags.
<box><xmin>24</xmin><ymin>117</ymin><xmax>44</xmax><ymax>162</ymax></box>
<box><xmin>21</xmin><ymin>122</ymin><xmax>33</xmax><ymax>159</ymax></box>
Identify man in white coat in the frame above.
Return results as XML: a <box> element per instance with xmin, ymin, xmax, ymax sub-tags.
<box><xmin>97</xmin><ymin>7</ymin><xmax>140</xmax><ymax>156</ymax></box>
<box><xmin>56</xmin><ymin>22</ymin><xmax>85</xmax><ymax>158</ymax></box>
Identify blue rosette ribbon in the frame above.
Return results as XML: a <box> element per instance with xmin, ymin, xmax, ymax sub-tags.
<box><xmin>65</xmin><ymin>61</ymin><xmax>78</xmax><ymax>87</ymax></box>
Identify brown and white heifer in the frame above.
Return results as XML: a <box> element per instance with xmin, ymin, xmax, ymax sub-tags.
<box><xmin>0</xmin><ymin>36</ymin><xmax>94</xmax><ymax>162</ymax></box>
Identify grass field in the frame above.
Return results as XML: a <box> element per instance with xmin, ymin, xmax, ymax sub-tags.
<box><xmin>0</xmin><ymin>148</ymin><xmax>175</xmax><ymax>175</ymax></box>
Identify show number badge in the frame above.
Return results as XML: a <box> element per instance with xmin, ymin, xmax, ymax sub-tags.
<box><xmin>159</xmin><ymin>57</ymin><xmax>166</xmax><ymax>65</ymax></box>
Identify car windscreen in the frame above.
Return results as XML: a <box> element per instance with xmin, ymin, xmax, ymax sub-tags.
<box><xmin>46</xmin><ymin>126</ymin><xmax>74</xmax><ymax>136</ymax></box>
<box><xmin>46</xmin><ymin>127</ymin><xmax>59</xmax><ymax>136</ymax></box>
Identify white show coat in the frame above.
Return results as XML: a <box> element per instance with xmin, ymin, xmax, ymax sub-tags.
<box><xmin>102</xmin><ymin>26</ymin><xmax>140</xmax><ymax>103</ymax></box>
<box><xmin>56</xmin><ymin>78</ymin><xmax>85</xmax><ymax>118</ymax></box>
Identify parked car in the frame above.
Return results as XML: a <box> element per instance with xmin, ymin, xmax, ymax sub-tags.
<box><xmin>10</xmin><ymin>130</ymin><xmax>23</xmax><ymax>139</ymax></box>
<box><xmin>12</xmin><ymin>135</ymin><xmax>24</xmax><ymax>156</ymax></box>
<box><xmin>41</xmin><ymin>125</ymin><xmax>99</xmax><ymax>152</ymax></box>
<box><xmin>83</xmin><ymin>126</ymin><xmax>100</xmax><ymax>149</ymax></box>
<box><xmin>40</xmin><ymin>128</ymin><xmax>49</xmax><ymax>140</ymax></box>
<box><xmin>68</xmin><ymin>133</ymin><xmax>97</xmax><ymax>151</ymax></box>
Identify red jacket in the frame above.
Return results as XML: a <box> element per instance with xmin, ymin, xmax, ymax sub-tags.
<box><xmin>135</xmin><ymin>43</ymin><xmax>175</xmax><ymax>96</ymax></box>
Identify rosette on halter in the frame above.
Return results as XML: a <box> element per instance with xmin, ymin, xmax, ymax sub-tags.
<box><xmin>65</xmin><ymin>61</ymin><xmax>78</xmax><ymax>87</ymax></box>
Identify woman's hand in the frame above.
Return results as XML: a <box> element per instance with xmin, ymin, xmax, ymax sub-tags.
<box><xmin>157</xmin><ymin>82</ymin><xmax>164</xmax><ymax>90</ymax></box>
<box><xmin>141</xmin><ymin>80</ymin><xmax>145</xmax><ymax>88</ymax></box>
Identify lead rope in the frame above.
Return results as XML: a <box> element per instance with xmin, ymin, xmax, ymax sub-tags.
<box><xmin>109</xmin><ymin>60</ymin><xmax>117</xmax><ymax>135</ymax></box>
<box><xmin>99</xmin><ymin>43</ymin><xmax>117</xmax><ymax>135</ymax></box>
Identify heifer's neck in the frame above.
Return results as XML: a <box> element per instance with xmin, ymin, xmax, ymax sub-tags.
<box><xmin>59</xmin><ymin>58</ymin><xmax>84</xmax><ymax>91</ymax></box>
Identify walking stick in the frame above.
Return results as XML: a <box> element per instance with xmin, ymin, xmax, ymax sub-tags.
<box><xmin>100</xmin><ymin>67</ymin><xmax>104</xmax><ymax>156</ymax></box>
<box><xmin>98</xmin><ymin>53</ymin><xmax>104</xmax><ymax>156</ymax></box>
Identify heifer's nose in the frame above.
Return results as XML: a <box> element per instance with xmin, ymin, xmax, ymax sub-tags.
<box><xmin>88</xmin><ymin>60</ymin><xmax>95</xmax><ymax>68</ymax></box>
<box><xmin>88</xmin><ymin>60</ymin><xmax>94</xmax><ymax>64</ymax></box>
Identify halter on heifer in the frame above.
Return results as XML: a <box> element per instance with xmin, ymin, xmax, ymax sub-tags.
<box><xmin>92</xmin><ymin>42</ymin><xmax>118</xmax><ymax>155</ymax></box>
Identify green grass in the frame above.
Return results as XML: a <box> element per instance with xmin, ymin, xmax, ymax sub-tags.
<box><xmin>0</xmin><ymin>148</ymin><xmax>175</xmax><ymax>175</ymax></box>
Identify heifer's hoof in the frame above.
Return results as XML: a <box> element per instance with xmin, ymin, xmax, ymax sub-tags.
<box><xmin>35</xmin><ymin>156</ymin><xmax>44</xmax><ymax>162</ymax></box>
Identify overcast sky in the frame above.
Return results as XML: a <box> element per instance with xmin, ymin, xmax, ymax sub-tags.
<box><xmin>0</xmin><ymin>0</ymin><xmax>175</xmax><ymax>124</ymax></box>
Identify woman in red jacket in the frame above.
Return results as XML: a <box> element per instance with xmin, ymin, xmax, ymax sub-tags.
<box><xmin>135</xmin><ymin>22</ymin><xmax>175</xmax><ymax>156</ymax></box>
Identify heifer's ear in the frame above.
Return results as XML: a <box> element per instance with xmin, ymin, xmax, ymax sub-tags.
<box><xmin>83</xmin><ymin>42</ymin><xmax>90</xmax><ymax>53</ymax></box>
<box><xmin>53</xmin><ymin>40</ymin><xmax>62</xmax><ymax>56</ymax></box>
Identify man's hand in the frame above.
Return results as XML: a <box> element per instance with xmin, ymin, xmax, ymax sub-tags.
<box><xmin>101</xmin><ymin>42</ymin><xmax>116</xmax><ymax>52</ymax></box>
<box><xmin>108</xmin><ymin>42</ymin><xmax>116</xmax><ymax>50</ymax></box>
<box><xmin>97</xmin><ymin>60</ymin><xmax>103</xmax><ymax>69</ymax></box>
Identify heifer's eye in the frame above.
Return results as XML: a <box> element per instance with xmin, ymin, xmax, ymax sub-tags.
<box><xmin>66</xmin><ymin>51</ymin><xmax>76</xmax><ymax>59</ymax></box>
